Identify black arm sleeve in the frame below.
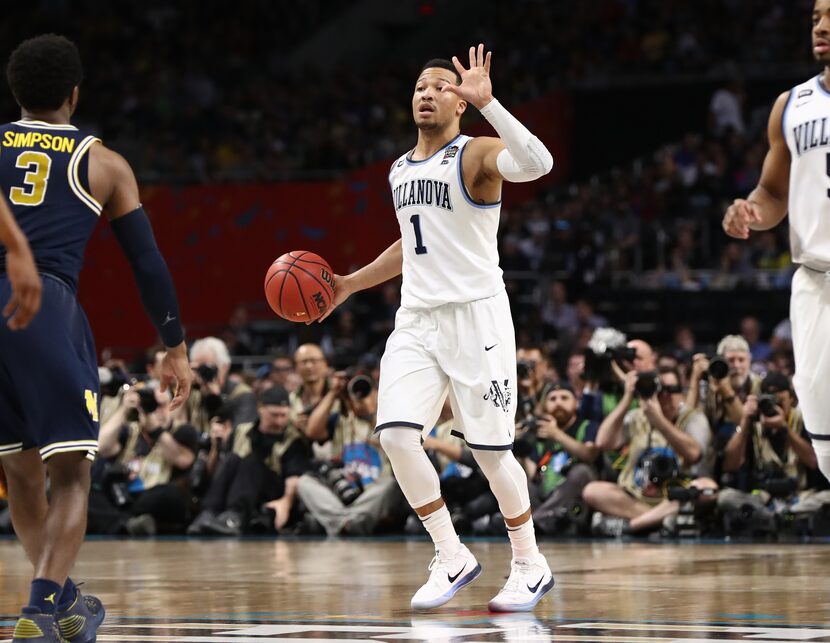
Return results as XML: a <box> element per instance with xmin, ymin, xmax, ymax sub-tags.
<box><xmin>110</xmin><ymin>206</ymin><xmax>184</xmax><ymax>347</ymax></box>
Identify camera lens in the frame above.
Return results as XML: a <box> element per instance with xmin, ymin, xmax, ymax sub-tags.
<box><xmin>347</xmin><ymin>375</ymin><xmax>373</xmax><ymax>400</ymax></box>
<box><xmin>634</xmin><ymin>372</ymin><xmax>660</xmax><ymax>398</ymax></box>
<box><xmin>708</xmin><ymin>356</ymin><xmax>729</xmax><ymax>380</ymax></box>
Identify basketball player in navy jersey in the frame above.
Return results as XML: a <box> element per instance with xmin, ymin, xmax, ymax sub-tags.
<box><xmin>321</xmin><ymin>45</ymin><xmax>555</xmax><ymax>611</ymax></box>
<box><xmin>0</xmin><ymin>35</ymin><xmax>192</xmax><ymax>642</ymax></box>
<box><xmin>723</xmin><ymin>0</ymin><xmax>830</xmax><ymax>487</ymax></box>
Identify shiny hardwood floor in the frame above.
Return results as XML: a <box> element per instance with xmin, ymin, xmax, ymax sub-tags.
<box><xmin>2</xmin><ymin>537</ymin><xmax>830</xmax><ymax>641</ymax></box>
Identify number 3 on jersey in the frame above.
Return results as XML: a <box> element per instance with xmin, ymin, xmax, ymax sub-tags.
<box><xmin>9</xmin><ymin>151</ymin><xmax>52</xmax><ymax>206</ymax></box>
<box><xmin>409</xmin><ymin>214</ymin><xmax>428</xmax><ymax>255</ymax></box>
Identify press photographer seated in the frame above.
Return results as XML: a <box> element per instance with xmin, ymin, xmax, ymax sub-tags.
<box><xmin>297</xmin><ymin>370</ymin><xmax>405</xmax><ymax>536</ymax></box>
<box><xmin>583</xmin><ymin>367</ymin><xmax>716</xmax><ymax>536</ymax></box>
<box><xmin>514</xmin><ymin>381</ymin><xmax>600</xmax><ymax>536</ymax></box>
<box><xmin>686</xmin><ymin>335</ymin><xmax>761</xmax><ymax>429</ymax></box>
<box><xmin>719</xmin><ymin>372</ymin><xmax>828</xmax><ymax>534</ymax></box>
<box><xmin>187</xmin><ymin>386</ymin><xmax>312</xmax><ymax>536</ymax></box>
<box><xmin>90</xmin><ymin>386</ymin><xmax>199</xmax><ymax>535</ymax></box>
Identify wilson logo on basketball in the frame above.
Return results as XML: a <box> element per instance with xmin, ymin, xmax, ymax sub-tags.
<box><xmin>320</xmin><ymin>268</ymin><xmax>335</xmax><ymax>289</ymax></box>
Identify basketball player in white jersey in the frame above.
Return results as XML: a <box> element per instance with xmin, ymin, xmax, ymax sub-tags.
<box><xmin>723</xmin><ymin>0</ymin><xmax>830</xmax><ymax>484</ymax></box>
<box><xmin>319</xmin><ymin>45</ymin><xmax>554</xmax><ymax>611</ymax></box>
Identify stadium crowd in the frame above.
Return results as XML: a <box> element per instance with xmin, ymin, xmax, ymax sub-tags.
<box><xmin>0</xmin><ymin>0</ymin><xmax>815</xmax><ymax>181</ymax></box>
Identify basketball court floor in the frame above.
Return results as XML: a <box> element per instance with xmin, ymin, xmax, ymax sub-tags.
<box><xmin>1</xmin><ymin>538</ymin><xmax>829</xmax><ymax>642</ymax></box>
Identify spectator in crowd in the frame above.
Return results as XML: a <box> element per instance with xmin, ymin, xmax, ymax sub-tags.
<box><xmin>187</xmin><ymin>386</ymin><xmax>312</xmax><ymax>535</ymax></box>
<box><xmin>268</xmin><ymin>353</ymin><xmax>296</xmax><ymax>391</ymax></box>
<box><xmin>515</xmin><ymin>382</ymin><xmax>601</xmax><ymax>536</ymax></box>
<box><xmin>740</xmin><ymin>315</ymin><xmax>773</xmax><ymax>363</ymax></box>
<box><xmin>298</xmin><ymin>370</ymin><xmax>405</xmax><ymax>536</ymax></box>
<box><xmin>719</xmin><ymin>373</ymin><xmax>828</xmax><ymax>535</ymax></box>
<box><xmin>709</xmin><ymin>79</ymin><xmax>746</xmax><ymax>136</ymax></box>
<box><xmin>583</xmin><ymin>367</ymin><xmax>715</xmax><ymax>536</ymax></box>
<box><xmin>91</xmin><ymin>386</ymin><xmax>199</xmax><ymax>535</ymax></box>
<box><xmin>540</xmin><ymin>281</ymin><xmax>578</xmax><ymax>339</ymax></box>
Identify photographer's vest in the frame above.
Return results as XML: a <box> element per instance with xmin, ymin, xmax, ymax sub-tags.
<box><xmin>749</xmin><ymin>407</ymin><xmax>808</xmax><ymax>492</ymax></box>
<box><xmin>534</xmin><ymin>419</ymin><xmax>591</xmax><ymax>497</ymax></box>
<box><xmin>329</xmin><ymin>412</ymin><xmax>390</xmax><ymax>484</ymax></box>
<box><xmin>232</xmin><ymin>422</ymin><xmax>304</xmax><ymax>476</ymax></box>
<box><xmin>618</xmin><ymin>407</ymin><xmax>699</xmax><ymax>505</ymax></box>
<box><xmin>117</xmin><ymin>422</ymin><xmax>177</xmax><ymax>490</ymax></box>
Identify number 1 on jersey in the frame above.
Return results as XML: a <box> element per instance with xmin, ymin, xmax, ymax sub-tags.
<box><xmin>409</xmin><ymin>214</ymin><xmax>428</xmax><ymax>255</ymax></box>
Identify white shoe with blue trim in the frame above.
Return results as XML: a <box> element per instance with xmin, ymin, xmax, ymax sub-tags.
<box><xmin>410</xmin><ymin>545</ymin><xmax>481</xmax><ymax>610</ymax></box>
<box><xmin>488</xmin><ymin>554</ymin><xmax>554</xmax><ymax>612</ymax></box>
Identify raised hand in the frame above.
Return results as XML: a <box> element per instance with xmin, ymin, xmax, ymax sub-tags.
<box><xmin>723</xmin><ymin>199</ymin><xmax>762</xmax><ymax>239</ymax></box>
<box><xmin>442</xmin><ymin>43</ymin><xmax>494</xmax><ymax>110</ymax></box>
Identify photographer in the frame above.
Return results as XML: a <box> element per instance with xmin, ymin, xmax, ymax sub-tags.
<box><xmin>289</xmin><ymin>343</ymin><xmax>336</xmax><ymax>441</ymax></box>
<box><xmin>184</xmin><ymin>337</ymin><xmax>258</xmax><ymax>482</ymax></box>
<box><xmin>187</xmin><ymin>386</ymin><xmax>312</xmax><ymax>535</ymax></box>
<box><xmin>687</xmin><ymin>335</ymin><xmax>760</xmax><ymax>428</ymax></box>
<box><xmin>514</xmin><ymin>382</ymin><xmax>600</xmax><ymax>536</ymax></box>
<box><xmin>90</xmin><ymin>386</ymin><xmax>199</xmax><ymax>535</ymax></box>
<box><xmin>583</xmin><ymin>367</ymin><xmax>716</xmax><ymax>536</ymax></box>
<box><xmin>515</xmin><ymin>344</ymin><xmax>554</xmax><ymax>418</ymax></box>
<box><xmin>297</xmin><ymin>370</ymin><xmax>406</xmax><ymax>536</ymax></box>
<box><xmin>719</xmin><ymin>372</ymin><xmax>825</xmax><ymax>532</ymax></box>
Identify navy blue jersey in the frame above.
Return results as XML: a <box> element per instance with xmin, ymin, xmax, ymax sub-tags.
<box><xmin>0</xmin><ymin>119</ymin><xmax>102</xmax><ymax>291</ymax></box>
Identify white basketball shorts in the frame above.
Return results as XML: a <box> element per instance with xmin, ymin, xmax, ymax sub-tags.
<box><xmin>792</xmin><ymin>266</ymin><xmax>830</xmax><ymax>440</ymax></box>
<box><xmin>375</xmin><ymin>289</ymin><xmax>517</xmax><ymax>450</ymax></box>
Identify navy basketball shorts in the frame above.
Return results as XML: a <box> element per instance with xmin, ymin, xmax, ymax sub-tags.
<box><xmin>0</xmin><ymin>274</ymin><xmax>99</xmax><ymax>461</ymax></box>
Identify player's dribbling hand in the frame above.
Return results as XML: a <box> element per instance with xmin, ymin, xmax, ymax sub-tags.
<box><xmin>316</xmin><ymin>274</ymin><xmax>352</xmax><ymax>324</ymax></box>
<box><xmin>722</xmin><ymin>199</ymin><xmax>762</xmax><ymax>239</ymax></box>
<box><xmin>442</xmin><ymin>43</ymin><xmax>494</xmax><ymax>110</ymax></box>
<box><xmin>4</xmin><ymin>245</ymin><xmax>42</xmax><ymax>330</ymax></box>
<box><xmin>160</xmin><ymin>342</ymin><xmax>193</xmax><ymax>411</ymax></box>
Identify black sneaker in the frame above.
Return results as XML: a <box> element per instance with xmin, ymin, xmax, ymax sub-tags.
<box><xmin>204</xmin><ymin>510</ymin><xmax>243</xmax><ymax>536</ymax></box>
<box><xmin>186</xmin><ymin>510</ymin><xmax>217</xmax><ymax>535</ymax></box>
<box><xmin>12</xmin><ymin>609</ymin><xmax>68</xmax><ymax>642</ymax></box>
<box><xmin>56</xmin><ymin>589</ymin><xmax>105</xmax><ymax>643</ymax></box>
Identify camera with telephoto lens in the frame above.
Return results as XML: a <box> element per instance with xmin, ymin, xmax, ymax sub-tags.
<box><xmin>634</xmin><ymin>371</ymin><xmax>660</xmax><ymax>398</ymax></box>
<box><xmin>708</xmin><ymin>356</ymin><xmax>730</xmax><ymax>380</ymax></box>
<box><xmin>517</xmin><ymin>360</ymin><xmax>534</xmax><ymax>380</ymax></box>
<box><xmin>757</xmin><ymin>394</ymin><xmax>780</xmax><ymax>418</ymax></box>
<box><xmin>101</xmin><ymin>462</ymin><xmax>132</xmax><ymax>508</ymax></box>
<box><xmin>125</xmin><ymin>387</ymin><xmax>161</xmax><ymax>423</ymax></box>
<box><xmin>640</xmin><ymin>451</ymin><xmax>679</xmax><ymax>486</ymax></box>
<box><xmin>347</xmin><ymin>374</ymin><xmax>373</xmax><ymax>401</ymax></box>
<box><xmin>317</xmin><ymin>461</ymin><xmax>363</xmax><ymax>505</ymax></box>
<box><xmin>195</xmin><ymin>363</ymin><xmax>219</xmax><ymax>386</ymax></box>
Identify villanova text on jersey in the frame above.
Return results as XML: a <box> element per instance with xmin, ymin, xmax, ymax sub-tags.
<box><xmin>392</xmin><ymin>178</ymin><xmax>454</xmax><ymax>212</ymax></box>
<box><xmin>791</xmin><ymin>117</ymin><xmax>830</xmax><ymax>156</ymax></box>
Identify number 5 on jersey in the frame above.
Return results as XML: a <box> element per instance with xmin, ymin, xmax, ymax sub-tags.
<box><xmin>9</xmin><ymin>151</ymin><xmax>51</xmax><ymax>206</ymax></box>
<box><xmin>410</xmin><ymin>214</ymin><xmax>428</xmax><ymax>255</ymax></box>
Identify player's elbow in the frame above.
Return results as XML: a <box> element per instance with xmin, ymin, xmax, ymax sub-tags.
<box><xmin>536</xmin><ymin>141</ymin><xmax>554</xmax><ymax>176</ymax></box>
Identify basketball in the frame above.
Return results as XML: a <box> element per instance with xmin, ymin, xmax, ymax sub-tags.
<box><xmin>264</xmin><ymin>251</ymin><xmax>336</xmax><ymax>322</ymax></box>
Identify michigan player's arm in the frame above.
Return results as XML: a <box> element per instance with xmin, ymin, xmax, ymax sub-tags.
<box><xmin>88</xmin><ymin>143</ymin><xmax>192</xmax><ymax>409</ymax></box>
<box><xmin>443</xmin><ymin>44</ymin><xmax>553</xmax><ymax>203</ymax></box>
<box><xmin>0</xmin><ymin>193</ymin><xmax>41</xmax><ymax>329</ymax></box>
<box><xmin>723</xmin><ymin>91</ymin><xmax>791</xmax><ymax>238</ymax></box>
<box><xmin>316</xmin><ymin>239</ymin><xmax>402</xmax><ymax>323</ymax></box>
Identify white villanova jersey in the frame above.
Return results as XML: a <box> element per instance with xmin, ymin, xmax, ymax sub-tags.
<box><xmin>389</xmin><ymin>134</ymin><xmax>504</xmax><ymax>308</ymax></box>
<box><xmin>783</xmin><ymin>76</ymin><xmax>830</xmax><ymax>268</ymax></box>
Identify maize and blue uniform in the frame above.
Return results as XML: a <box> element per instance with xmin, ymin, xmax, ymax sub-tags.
<box><xmin>0</xmin><ymin>119</ymin><xmax>102</xmax><ymax>461</ymax></box>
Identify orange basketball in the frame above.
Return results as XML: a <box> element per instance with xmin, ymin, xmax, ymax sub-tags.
<box><xmin>264</xmin><ymin>251</ymin><xmax>336</xmax><ymax>322</ymax></box>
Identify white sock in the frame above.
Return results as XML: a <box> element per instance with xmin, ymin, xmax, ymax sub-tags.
<box><xmin>420</xmin><ymin>505</ymin><xmax>462</xmax><ymax>558</ymax></box>
<box><xmin>507</xmin><ymin>516</ymin><xmax>539</xmax><ymax>561</ymax></box>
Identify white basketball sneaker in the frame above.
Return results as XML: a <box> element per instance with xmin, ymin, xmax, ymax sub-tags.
<box><xmin>488</xmin><ymin>554</ymin><xmax>555</xmax><ymax>612</ymax></box>
<box><xmin>410</xmin><ymin>545</ymin><xmax>482</xmax><ymax>610</ymax></box>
